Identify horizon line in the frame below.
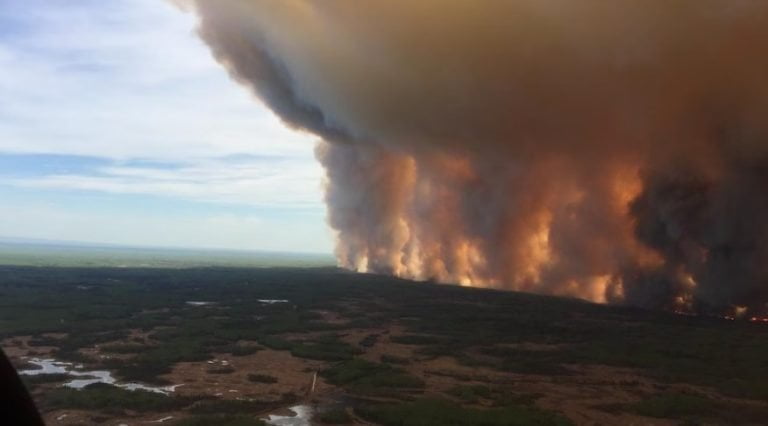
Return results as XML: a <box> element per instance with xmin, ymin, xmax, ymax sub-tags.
<box><xmin>0</xmin><ymin>235</ymin><xmax>335</xmax><ymax>257</ymax></box>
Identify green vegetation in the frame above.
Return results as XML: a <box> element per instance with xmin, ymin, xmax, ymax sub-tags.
<box><xmin>380</xmin><ymin>354</ymin><xmax>409</xmax><ymax>365</ymax></box>
<box><xmin>21</xmin><ymin>373</ymin><xmax>71</xmax><ymax>391</ymax></box>
<box><xmin>258</xmin><ymin>335</ymin><xmax>294</xmax><ymax>351</ymax></box>
<box><xmin>318</xmin><ymin>407</ymin><xmax>353</xmax><ymax>424</ymax></box>
<box><xmin>631</xmin><ymin>393</ymin><xmax>713</xmax><ymax>419</ymax></box>
<box><xmin>43</xmin><ymin>383</ymin><xmax>196</xmax><ymax>413</ymax></box>
<box><xmin>446</xmin><ymin>384</ymin><xmax>541</xmax><ymax>407</ymax></box>
<box><xmin>188</xmin><ymin>398</ymin><xmax>286</xmax><ymax>415</ymax></box>
<box><xmin>290</xmin><ymin>335</ymin><xmax>361</xmax><ymax>361</ymax></box>
<box><xmin>600</xmin><ymin>392</ymin><xmax>768</xmax><ymax>424</ymax></box>
<box><xmin>227</xmin><ymin>344</ymin><xmax>262</xmax><ymax>356</ymax></box>
<box><xmin>101</xmin><ymin>343</ymin><xmax>148</xmax><ymax>354</ymax></box>
<box><xmin>322</xmin><ymin>358</ymin><xmax>425</xmax><ymax>391</ymax></box>
<box><xmin>359</xmin><ymin>333</ymin><xmax>379</xmax><ymax>348</ymax></box>
<box><xmin>478</xmin><ymin>346</ymin><xmax>573</xmax><ymax>375</ymax></box>
<box><xmin>390</xmin><ymin>334</ymin><xmax>451</xmax><ymax>345</ymax></box>
<box><xmin>446</xmin><ymin>384</ymin><xmax>492</xmax><ymax>403</ymax></box>
<box><xmin>356</xmin><ymin>398</ymin><xmax>572</xmax><ymax>426</ymax></box>
<box><xmin>4</xmin><ymin>264</ymin><xmax>768</xmax><ymax>423</ymax></box>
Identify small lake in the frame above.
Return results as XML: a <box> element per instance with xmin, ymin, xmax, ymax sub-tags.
<box><xmin>19</xmin><ymin>358</ymin><xmax>181</xmax><ymax>394</ymax></box>
<box><xmin>263</xmin><ymin>405</ymin><xmax>313</xmax><ymax>426</ymax></box>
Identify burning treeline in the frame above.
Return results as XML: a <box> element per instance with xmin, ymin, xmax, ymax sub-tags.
<box><xmin>183</xmin><ymin>1</ymin><xmax>768</xmax><ymax>315</ymax></box>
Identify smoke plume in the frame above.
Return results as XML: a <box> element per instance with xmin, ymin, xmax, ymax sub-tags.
<box><xmin>183</xmin><ymin>0</ymin><xmax>768</xmax><ymax>314</ymax></box>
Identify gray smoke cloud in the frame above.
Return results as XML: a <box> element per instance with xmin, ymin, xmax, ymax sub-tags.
<box><xmin>182</xmin><ymin>0</ymin><xmax>768</xmax><ymax>314</ymax></box>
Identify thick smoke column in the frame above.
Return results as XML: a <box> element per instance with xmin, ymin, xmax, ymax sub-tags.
<box><xmin>184</xmin><ymin>1</ymin><xmax>768</xmax><ymax>314</ymax></box>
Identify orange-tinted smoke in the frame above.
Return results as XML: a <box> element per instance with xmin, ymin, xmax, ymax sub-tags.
<box><xmin>183</xmin><ymin>0</ymin><xmax>768</xmax><ymax>313</ymax></box>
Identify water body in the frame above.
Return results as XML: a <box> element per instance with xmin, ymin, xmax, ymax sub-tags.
<box><xmin>186</xmin><ymin>301</ymin><xmax>214</xmax><ymax>306</ymax></box>
<box><xmin>263</xmin><ymin>405</ymin><xmax>313</xmax><ymax>426</ymax></box>
<box><xmin>19</xmin><ymin>358</ymin><xmax>181</xmax><ymax>394</ymax></box>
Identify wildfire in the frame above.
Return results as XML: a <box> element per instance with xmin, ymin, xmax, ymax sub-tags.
<box><xmin>189</xmin><ymin>0</ymin><xmax>768</xmax><ymax>314</ymax></box>
<box><xmin>674</xmin><ymin>304</ymin><xmax>768</xmax><ymax>324</ymax></box>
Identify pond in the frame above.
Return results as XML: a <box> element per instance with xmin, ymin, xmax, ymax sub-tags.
<box><xmin>19</xmin><ymin>358</ymin><xmax>181</xmax><ymax>394</ymax></box>
<box><xmin>263</xmin><ymin>405</ymin><xmax>313</xmax><ymax>426</ymax></box>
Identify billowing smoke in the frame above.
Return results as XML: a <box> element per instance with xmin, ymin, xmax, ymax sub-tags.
<box><xmin>183</xmin><ymin>1</ymin><xmax>768</xmax><ymax>314</ymax></box>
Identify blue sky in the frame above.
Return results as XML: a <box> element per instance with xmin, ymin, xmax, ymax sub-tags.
<box><xmin>0</xmin><ymin>0</ymin><xmax>333</xmax><ymax>253</ymax></box>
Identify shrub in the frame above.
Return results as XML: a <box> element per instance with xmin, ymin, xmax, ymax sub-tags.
<box><xmin>381</xmin><ymin>354</ymin><xmax>410</xmax><ymax>365</ymax></box>
<box><xmin>174</xmin><ymin>414</ymin><xmax>265</xmax><ymax>426</ymax></box>
<box><xmin>319</xmin><ymin>407</ymin><xmax>352</xmax><ymax>424</ymax></box>
<box><xmin>207</xmin><ymin>366</ymin><xmax>235</xmax><ymax>374</ymax></box>
<box><xmin>43</xmin><ymin>383</ymin><xmax>197</xmax><ymax>413</ymax></box>
<box><xmin>321</xmin><ymin>358</ymin><xmax>424</xmax><ymax>390</ymax></box>
<box><xmin>446</xmin><ymin>384</ymin><xmax>492</xmax><ymax>403</ymax></box>
<box><xmin>22</xmin><ymin>373</ymin><xmax>71</xmax><ymax>391</ymax></box>
<box><xmin>601</xmin><ymin>392</ymin><xmax>768</xmax><ymax>425</ymax></box>
<box><xmin>390</xmin><ymin>334</ymin><xmax>449</xmax><ymax>345</ymax></box>
<box><xmin>247</xmin><ymin>373</ymin><xmax>277</xmax><ymax>384</ymax></box>
<box><xmin>355</xmin><ymin>398</ymin><xmax>572</xmax><ymax>426</ymax></box>
<box><xmin>101</xmin><ymin>343</ymin><xmax>147</xmax><ymax>354</ymax></box>
<box><xmin>229</xmin><ymin>345</ymin><xmax>262</xmax><ymax>356</ymax></box>
<box><xmin>257</xmin><ymin>336</ymin><xmax>293</xmax><ymax>351</ymax></box>
<box><xmin>359</xmin><ymin>334</ymin><xmax>379</xmax><ymax>348</ymax></box>
<box><xmin>188</xmin><ymin>399</ymin><xmax>275</xmax><ymax>415</ymax></box>
<box><xmin>290</xmin><ymin>342</ymin><xmax>358</xmax><ymax>361</ymax></box>
<box><xmin>23</xmin><ymin>373</ymin><xmax>71</xmax><ymax>385</ymax></box>
<box><xmin>631</xmin><ymin>393</ymin><xmax>713</xmax><ymax>419</ymax></box>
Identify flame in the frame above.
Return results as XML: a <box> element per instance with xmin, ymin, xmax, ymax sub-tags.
<box><xmin>734</xmin><ymin>305</ymin><xmax>748</xmax><ymax>318</ymax></box>
<box><xmin>517</xmin><ymin>210</ymin><xmax>553</xmax><ymax>286</ymax></box>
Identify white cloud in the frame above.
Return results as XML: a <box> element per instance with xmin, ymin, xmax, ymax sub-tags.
<box><xmin>0</xmin><ymin>0</ymin><xmax>334</xmax><ymax>251</ymax></box>
<box><xmin>8</xmin><ymin>156</ymin><xmax>325</xmax><ymax>208</ymax></box>
<box><xmin>0</xmin><ymin>0</ymin><xmax>318</xmax><ymax>160</ymax></box>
